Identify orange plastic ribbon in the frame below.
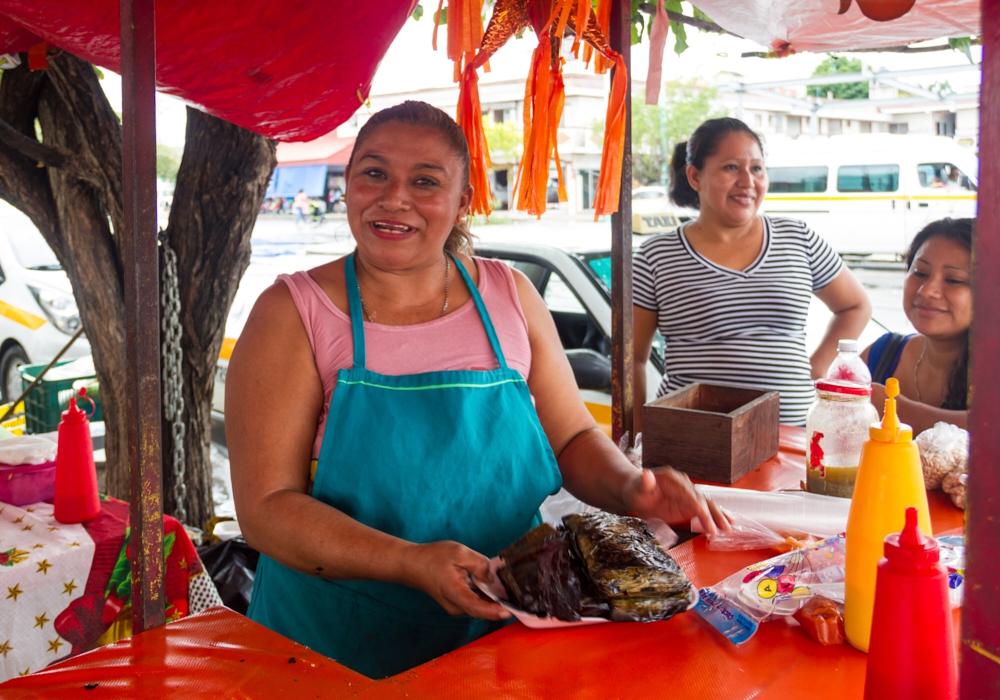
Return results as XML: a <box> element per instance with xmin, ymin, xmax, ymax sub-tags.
<box><xmin>592</xmin><ymin>51</ymin><xmax>627</xmax><ymax>219</ymax></box>
<box><xmin>456</xmin><ymin>64</ymin><xmax>494</xmax><ymax>215</ymax></box>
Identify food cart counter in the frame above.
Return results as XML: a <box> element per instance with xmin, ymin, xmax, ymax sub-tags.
<box><xmin>0</xmin><ymin>427</ymin><xmax>964</xmax><ymax>699</ymax></box>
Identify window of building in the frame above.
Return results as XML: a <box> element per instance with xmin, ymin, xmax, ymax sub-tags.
<box><xmin>787</xmin><ymin>116</ymin><xmax>802</xmax><ymax>138</ymax></box>
<box><xmin>767</xmin><ymin>166</ymin><xmax>829</xmax><ymax>193</ymax></box>
<box><xmin>827</xmin><ymin>119</ymin><xmax>843</xmax><ymax>136</ymax></box>
<box><xmin>860</xmin><ymin>121</ymin><xmax>872</xmax><ymax>134</ymax></box>
<box><xmin>580</xmin><ymin>170</ymin><xmax>599</xmax><ymax>210</ymax></box>
<box><xmin>754</xmin><ymin>114</ymin><xmax>763</xmax><ymax>127</ymax></box>
<box><xmin>889</xmin><ymin>123</ymin><xmax>908</xmax><ymax>134</ymax></box>
<box><xmin>837</xmin><ymin>164</ymin><xmax>900</xmax><ymax>192</ymax></box>
<box><xmin>494</xmin><ymin>109</ymin><xmax>505</xmax><ymax>124</ymax></box>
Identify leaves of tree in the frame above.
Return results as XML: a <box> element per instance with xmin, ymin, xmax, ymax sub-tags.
<box><xmin>806</xmin><ymin>55</ymin><xmax>868</xmax><ymax>99</ymax></box>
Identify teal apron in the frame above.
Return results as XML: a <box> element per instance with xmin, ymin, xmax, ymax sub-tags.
<box><xmin>248</xmin><ymin>253</ymin><xmax>562</xmax><ymax>678</ymax></box>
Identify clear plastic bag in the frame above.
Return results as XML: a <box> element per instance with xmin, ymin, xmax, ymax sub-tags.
<box><xmin>705</xmin><ymin>515</ymin><xmax>818</xmax><ymax>553</ymax></box>
<box><xmin>915</xmin><ymin>422</ymin><xmax>969</xmax><ymax>490</ymax></box>
<box><xmin>694</xmin><ymin>536</ymin><xmax>846</xmax><ymax>645</ymax></box>
<box><xmin>0</xmin><ymin>433</ymin><xmax>58</xmax><ymax>465</ymax></box>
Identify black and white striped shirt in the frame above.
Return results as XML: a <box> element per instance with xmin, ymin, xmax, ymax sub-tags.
<box><xmin>634</xmin><ymin>215</ymin><xmax>844</xmax><ymax>426</ymax></box>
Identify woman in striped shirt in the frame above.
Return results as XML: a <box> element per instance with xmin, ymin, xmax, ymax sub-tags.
<box><xmin>633</xmin><ymin>118</ymin><xmax>871</xmax><ymax>428</ymax></box>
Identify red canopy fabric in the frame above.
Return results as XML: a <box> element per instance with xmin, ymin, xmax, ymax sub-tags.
<box><xmin>0</xmin><ymin>1</ymin><xmax>416</xmax><ymax>142</ymax></box>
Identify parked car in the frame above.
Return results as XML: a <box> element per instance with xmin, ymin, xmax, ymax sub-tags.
<box><xmin>211</xmin><ymin>238</ymin><xmax>667</xmax><ymax>438</ymax></box>
<box><xmin>0</xmin><ymin>202</ymin><xmax>90</xmax><ymax>403</ymax></box>
<box><xmin>631</xmin><ymin>186</ymin><xmax>699</xmax><ymax>235</ymax></box>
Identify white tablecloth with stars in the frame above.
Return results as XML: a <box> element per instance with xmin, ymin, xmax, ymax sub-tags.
<box><xmin>0</xmin><ymin>501</ymin><xmax>95</xmax><ymax>681</ymax></box>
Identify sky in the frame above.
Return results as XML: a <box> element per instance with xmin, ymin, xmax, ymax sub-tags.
<box><xmin>98</xmin><ymin>6</ymin><xmax>983</xmax><ymax>148</ymax></box>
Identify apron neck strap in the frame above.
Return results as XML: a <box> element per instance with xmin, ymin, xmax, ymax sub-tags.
<box><xmin>344</xmin><ymin>251</ymin><xmax>509</xmax><ymax>371</ymax></box>
<box><xmin>344</xmin><ymin>252</ymin><xmax>367</xmax><ymax>369</ymax></box>
<box><xmin>449</xmin><ymin>252</ymin><xmax>509</xmax><ymax>370</ymax></box>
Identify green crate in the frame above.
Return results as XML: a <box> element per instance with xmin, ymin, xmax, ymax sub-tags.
<box><xmin>20</xmin><ymin>361</ymin><xmax>103</xmax><ymax>434</ymax></box>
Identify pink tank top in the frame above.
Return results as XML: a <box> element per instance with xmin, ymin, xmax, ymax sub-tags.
<box><xmin>280</xmin><ymin>257</ymin><xmax>533</xmax><ymax>457</ymax></box>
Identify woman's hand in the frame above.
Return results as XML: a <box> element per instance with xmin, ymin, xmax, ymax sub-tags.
<box><xmin>622</xmin><ymin>467</ymin><xmax>731</xmax><ymax>535</ymax></box>
<box><xmin>403</xmin><ymin>541</ymin><xmax>511</xmax><ymax>621</ymax></box>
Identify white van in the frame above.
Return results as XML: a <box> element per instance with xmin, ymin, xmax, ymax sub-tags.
<box><xmin>762</xmin><ymin>134</ymin><xmax>978</xmax><ymax>257</ymax></box>
<box><xmin>0</xmin><ymin>202</ymin><xmax>90</xmax><ymax>402</ymax></box>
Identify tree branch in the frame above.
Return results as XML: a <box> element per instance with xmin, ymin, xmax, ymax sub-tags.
<box><xmin>637</xmin><ymin>4</ymin><xmax>736</xmax><ymax>36</ymax></box>
<box><xmin>0</xmin><ymin>114</ymin><xmax>74</xmax><ymax>168</ymax></box>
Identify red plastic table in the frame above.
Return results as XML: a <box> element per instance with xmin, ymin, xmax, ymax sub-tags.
<box><xmin>0</xmin><ymin>427</ymin><xmax>964</xmax><ymax>699</ymax></box>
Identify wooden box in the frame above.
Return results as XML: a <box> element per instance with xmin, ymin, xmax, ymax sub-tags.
<box><xmin>642</xmin><ymin>382</ymin><xmax>780</xmax><ymax>483</ymax></box>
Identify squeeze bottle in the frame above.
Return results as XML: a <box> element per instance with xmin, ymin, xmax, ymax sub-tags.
<box><xmin>53</xmin><ymin>387</ymin><xmax>101</xmax><ymax>524</ymax></box>
<box><xmin>863</xmin><ymin>507</ymin><xmax>957</xmax><ymax>700</ymax></box>
<box><xmin>826</xmin><ymin>339</ymin><xmax>872</xmax><ymax>386</ymax></box>
<box><xmin>844</xmin><ymin>378</ymin><xmax>930</xmax><ymax>652</ymax></box>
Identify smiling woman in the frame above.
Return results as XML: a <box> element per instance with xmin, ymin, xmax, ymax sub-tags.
<box><xmin>224</xmin><ymin>101</ymin><xmax>729</xmax><ymax>679</ymax></box>
<box><xmin>861</xmin><ymin>218</ymin><xmax>972</xmax><ymax>433</ymax></box>
<box><xmin>632</xmin><ymin>118</ymin><xmax>873</xmax><ymax>430</ymax></box>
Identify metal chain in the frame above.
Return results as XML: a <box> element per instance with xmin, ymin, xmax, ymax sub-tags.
<box><xmin>160</xmin><ymin>229</ymin><xmax>187</xmax><ymax>524</ymax></box>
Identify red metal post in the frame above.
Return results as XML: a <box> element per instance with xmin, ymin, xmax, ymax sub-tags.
<box><xmin>961</xmin><ymin>0</ymin><xmax>1000</xmax><ymax>695</ymax></box>
<box><xmin>120</xmin><ymin>0</ymin><xmax>165</xmax><ymax>633</ymax></box>
<box><xmin>609</xmin><ymin>0</ymin><xmax>634</xmax><ymax>447</ymax></box>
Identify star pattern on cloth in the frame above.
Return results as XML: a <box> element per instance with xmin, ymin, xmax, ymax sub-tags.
<box><xmin>12</xmin><ymin>516</ymin><xmax>23</xmax><ymax>524</ymax></box>
<box><xmin>179</xmin><ymin>557</ymin><xmax>188</xmax><ymax>571</ymax></box>
<box><xmin>25</xmin><ymin>508</ymin><xmax>34</xmax><ymax>513</ymax></box>
<box><xmin>47</xmin><ymin>527</ymin><xmax>59</xmax><ymax>532</ymax></box>
<box><xmin>46</xmin><ymin>637</ymin><xmax>64</xmax><ymax>654</ymax></box>
<box><xmin>36</xmin><ymin>559</ymin><xmax>52</xmax><ymax>575</ymax></box>
<box><xmin>0</xmin><ymin>640</ymin><xmax>11</xmax><ymax>658</ymax></box>
<box><xmin>31</xmin><ymin>543</ymin><xmax>44</xmax><ymax>549</ymax></box>
<box><xmin>6</xmin><ymin>583</ymin><xmax>22</xmax><ymax>601</ymax></box>
<box><xmin>69</xmin><ymin>542</ymin><xmax>81</xmax><ymax>548</ymax></box>
<box><xmin>62</xmin><ymin>579</ymin><xmax>78</xmax><ymax>596</ymax></box>
<box><xmin>18</xmin><ymin>668</ymin><xmax>30</xmax><ymax>677</ymax></box>
<box><xmin>20</xmin><ymin>524</ymin><xmax>33</xmax><ymax>531</ymax></box>
<box><xmin>33</xmin><ymin>613</ymin><xmax>49</xmax><ymax>630</ymax></box>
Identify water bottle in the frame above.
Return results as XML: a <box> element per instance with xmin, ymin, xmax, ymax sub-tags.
<box><xmin>864</xmin><ymin>507</ymin><xmax>958</xmax><ymax>699</ymax></box>
<box><xmin>827</xmin><ymin>339</ymin><xmax>872</xmax><ymax>386</ymax></box>
<box><xmin>53</xmin><ymin>387</ymin><xmax>101</xmax><ymax>524</ymax></box>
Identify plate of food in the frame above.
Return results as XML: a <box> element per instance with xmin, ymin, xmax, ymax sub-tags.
<box><xmin>473</xmin><ymin>512</ymin><xmax>699</xmax><ymax>630</ymax></box>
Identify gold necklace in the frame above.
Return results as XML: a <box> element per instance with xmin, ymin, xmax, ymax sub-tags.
<box><xmin>914</xmin><ymin>340</ymin><xmax>927</xmax><ymax>403</ymax></box>
<box><xmin>357</xmin><ymin>255</ymin><xmax>451</xmax><ymax>323</ymax></box>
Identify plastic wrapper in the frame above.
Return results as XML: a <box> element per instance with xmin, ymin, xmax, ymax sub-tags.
<box><xmin>915</xmin><ymin>422</ymin><xmax>969</xmax><ymax>490</ymax></box>
<box><xmin>0</xmin><ymin>433</ymin><xmax>57</xmax><ymax>465</ymax></box>
<box><xmin>705</xmin><ymin>514</ymin><xmax>819</xmax><ymax>553</ymax></box>
<box><xmin>938</xmin><ymin>535</ymin><xmax>966</xmax><ymax>609</ymax></box>
<box><xmin>793</xmin><ymin>595</ymin><xmax>845</xmax><ymax>646</ymax></box>
<box><xmin>694</xmin><ymin>536</ymin><xmax>846</xmax><ymax>645</ymax></box>
<box><xmin>494</xmin><ymin>513</ymin><xmax>696</xmax><ymax>624</ymax></box>
<box><xmin>692</xmin><ymin>486</ymin><xmax>851</xmax><ymax>539</ymax></box>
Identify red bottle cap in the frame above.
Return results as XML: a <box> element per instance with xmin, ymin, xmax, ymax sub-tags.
<box><xmin>62</xmin><ymin>387</ymin><xmax>91</xmax><ymax>425</ymax></box>
<box><xmin>815</xmin><ymin>379</ymin><xmax>872</xmax><ymax>396</ymax></box>
<box><xmin>884</xmin><ymin>507</ymin><xmax>939</xmax><ymax>568</ymax></box>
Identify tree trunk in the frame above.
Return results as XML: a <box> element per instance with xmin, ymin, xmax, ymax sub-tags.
<box><xmin>0</xmin><ymin>53</ymin><xmax>275</xmax><ymax>527</ymax></box>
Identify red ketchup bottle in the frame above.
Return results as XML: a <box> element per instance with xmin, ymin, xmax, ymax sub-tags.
<box><xmin>53</xmin><ymin>387</ymin><xmax>101</xmax><ymax>524</ymax></box>
<box><xmin>863</xmin><ymin>507</ymin><xmax>957</xmax><ymax>700</ymax></box>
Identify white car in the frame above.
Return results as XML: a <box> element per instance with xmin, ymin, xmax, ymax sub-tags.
<box><xmin>631</xmin><ymin>186</ymin><xmax>699</xmax><ymax>235</ymax></box>
<box><xmin>0</xmin><ymin>202</ymin><xmax>90</xmax><ymax>402</ymax></box>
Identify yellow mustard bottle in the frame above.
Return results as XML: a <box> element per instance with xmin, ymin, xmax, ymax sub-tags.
<box><xmin>844</xmin><ymin>378</ymin><xmax>931</xmax><ymax>652</ymax></box>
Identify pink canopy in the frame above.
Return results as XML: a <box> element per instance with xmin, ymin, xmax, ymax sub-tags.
<box><xmin>0</xmin><ymin>0</ymin><xmax>416</xmax><ymax>141</ymax></box>
<box><xmin>692</xmin><ymin>0</ymin><xmax>979</xmax><ymax>54</ymax></box>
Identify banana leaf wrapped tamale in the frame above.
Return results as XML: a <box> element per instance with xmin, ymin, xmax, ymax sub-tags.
<box><xmin>564</xmin><ymin>513</ymin><xmax>690</xmax><ymax>599</ymax></box>
<box><xmin>497</xmin><ymin>512</ymin><xmax>693</xmax><ymax>623</ymax></box>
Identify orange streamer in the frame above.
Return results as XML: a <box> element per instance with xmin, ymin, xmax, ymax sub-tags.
<box><xmin>592</xmin><ymin>51</ymin><xmax>627</xmax><ymax>219</ymax></box>
<box><xmin>583</xmin><ymin>0</ymin><xmax>612</xmax><ymax>73</ymax></box>
<box><xmin>456</xmin><ymin>64</ymin><xmax>494</xmax><ymax>216</ymax></box>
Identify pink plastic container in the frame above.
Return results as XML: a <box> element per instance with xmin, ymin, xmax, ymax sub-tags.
<box><xmin>0</xmin><ymin>461</ymin><xmax>57</xmax><ymax>506</ymax></box>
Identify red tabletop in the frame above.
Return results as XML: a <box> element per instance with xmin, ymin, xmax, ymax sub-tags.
<box><xmin>0</xmin><ymin>427</ymin><xmax>965</xmax><ymax>699</ymax></box>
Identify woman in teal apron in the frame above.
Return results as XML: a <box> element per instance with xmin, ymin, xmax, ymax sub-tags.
<box><xmin>227</xmin><ymin>101</ymin><xmax>728</xmax><ymax>679</ymax></box>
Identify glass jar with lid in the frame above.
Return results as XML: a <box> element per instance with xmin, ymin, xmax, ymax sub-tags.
<box><xmin>806</xmin><ymin>379</ymin><xmax>879</xmax><ymax>498</ymax></box>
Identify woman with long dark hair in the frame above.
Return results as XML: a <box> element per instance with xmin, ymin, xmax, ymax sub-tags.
<box><xmin>862</xmin><ymin>218</ymin><xmax>972</xmax><ymax>432</ymax></box>
<box><xmin>633</xmin><ymin>118</ymin><xmax>872</xmax><ymax>429</ymax></box>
